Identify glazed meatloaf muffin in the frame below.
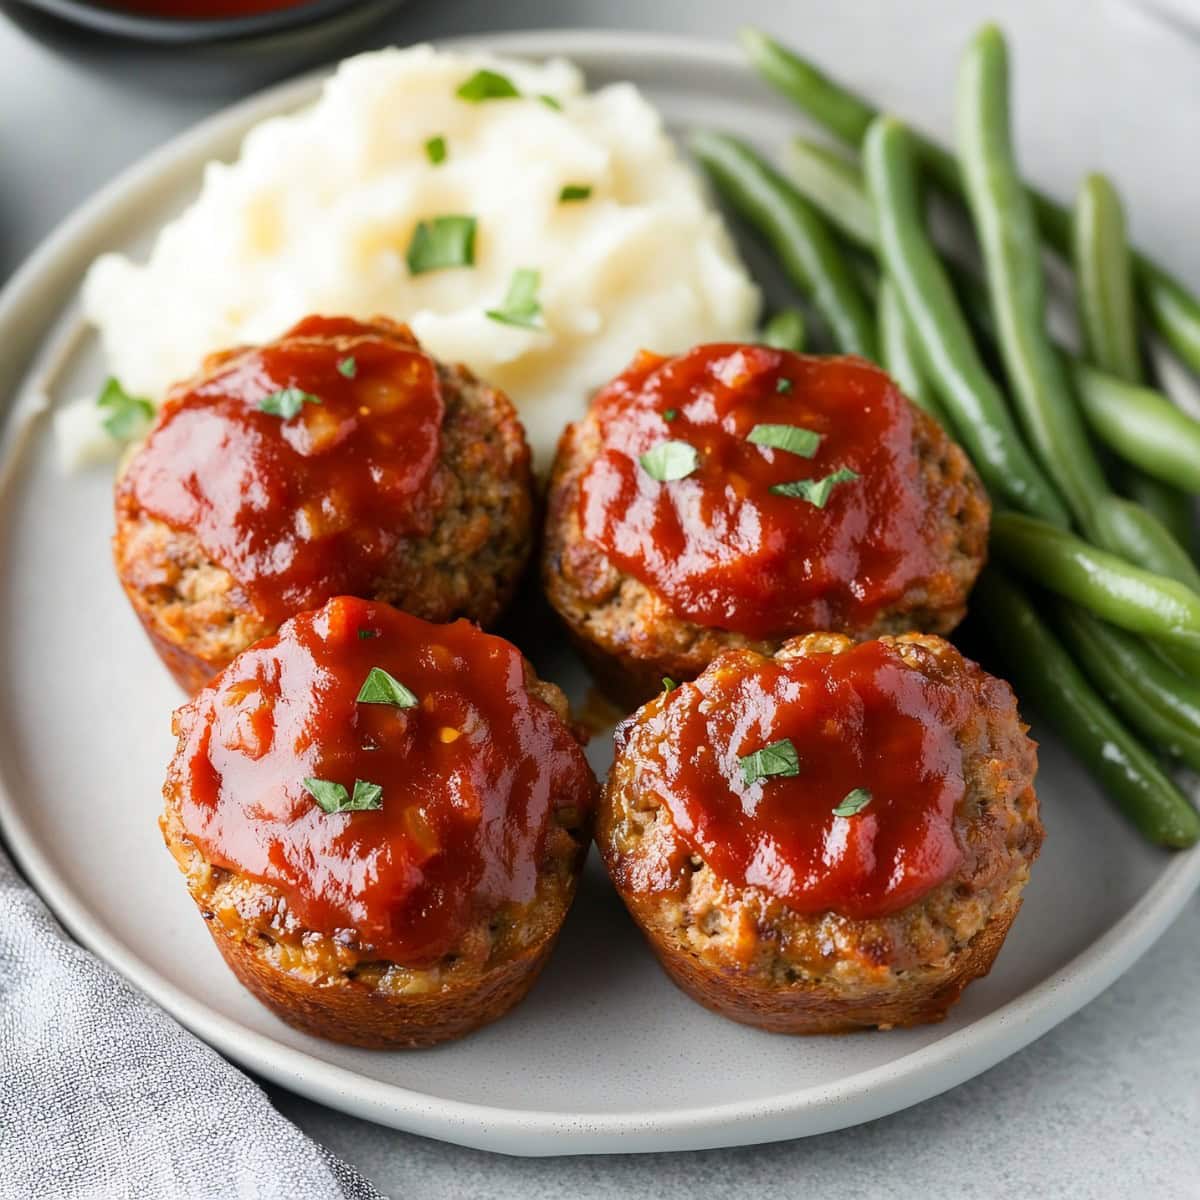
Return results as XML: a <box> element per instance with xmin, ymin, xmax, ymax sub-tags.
<box><xmin>544</xmin><ymin>344</ymin><xmax>989</xmax><ymax>705</ymax></box>
<box><xmin>598</xmin><ymin>632</ymin><xmax>1042</xmax><ymax>1034</ymax></box>
<box><xmin>116</xmin><ymin>315</ymin><xmax>534</xmax><ymax>692</ymax></box>
<box><xmin>161</xmin><ymin>595</ymin><xmax>597</xmax><ymax>1048</ymax></box>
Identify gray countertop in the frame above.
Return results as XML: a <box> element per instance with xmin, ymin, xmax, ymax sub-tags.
<box><xmin>3</xmin><ymin>0</ymin><xmax>1198</xmax><ymax>1194</ymax></box>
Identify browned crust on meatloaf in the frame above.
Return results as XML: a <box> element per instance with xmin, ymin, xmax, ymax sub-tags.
<box><xmin>542</xmin><ymin>391</ymin><xmax>990</xmax><ymax>708</ymax></box>
<box><xmin>161</xmin><ymin>674</ymin><xmax>595</xmax><ymax>1049</ymax></box>
<box><xmin>597</xmin><ymin>633</ymin><xmax>1043</xmax><ymax>1034</ymax></box>
<box><xmin>115</xmin><ymin>320</ymin><xmax>535</xmax><ymax>693</ymax></box>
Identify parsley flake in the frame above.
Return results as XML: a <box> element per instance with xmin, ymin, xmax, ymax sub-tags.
<box><xmin>357</xmin><ymin>629</ymin><xmax>379</xmax><ymax>640</ymax></box>
<box><xmin>539</xmin><ymin>94</ymin><xmax>563</xmax><ymax>111</ymax></box>
<box><xmin>747</xmin><ymin>423</ymin><xmax>821</xmax><ymax>458</ymax></box>
<box><xmin>770</xmin><ymin>467</ymin><xmax>860</xmax><ymax>508</ymax></box>
<box><xmin>776</xmin><ymin>377</ymin><xmax>794</xmax><ymax>394</ymax></box>
<box><xmin>485</xmin><ymin>268</ymin><xmax>543</xmax><ymax>329</ymax></box>
<box><xmin>96</xmin><ymin>377</ymin><xmax>155</xmax><ymax>440</ymax></box>
<box><xmin>456</xmin><ymin>69</ymin><xmax>520</xmax><ymax>102</ymax></box>
<box><xmin>639</xmin><ymin>440</ymin><xmax>699</xmax><ymax>482</ymax></box>
<box><xmin>559</xmin><ymin>184</ymin><xmax>592</xmax><ymax>203</ymax></box>
<box><xmin>663</xmin><ymin>408</ymin><xmax>678</xmax><ymax>422</ymax></box>
<box><xmin>738</xmin><ymin>738</ymin><xmax>801</xmax><ymax>786</ymax></box>
<box><xmin>356</xmin><ymin>667</ymin><xmax>418</xmax><ymax>709</ymax></box>
<box><xmin>425</xmin><ymin>135</ymin><xmax>447</xmax><ymax>164</ymax></box>
<box><xmin>337</xmin><ymin>356</ymin><xmax>357</xmax><ymax>379</ymax></box>
<box><xmin>406</xmin><ymin>215</ymin><xmax>477</xmax><ymax>275</ymax></box>
<box><xmin>832</xmin><ymin>788</ymin><xmax>872</xmax><ymax>818</ymax></box>
<box><xmin>662</xmin><ymin>676</ymin><xmax>678</xmax><ymax>693</ymax></box>
<box><xmin>304</xmin><ymin>777</ymin><xmax>384</xmax><ymax>814</ymax></box>
<box><xmin>258</xmin><ymin>387</ymin><xmax>322</xmax><ymax>419</ymax></box>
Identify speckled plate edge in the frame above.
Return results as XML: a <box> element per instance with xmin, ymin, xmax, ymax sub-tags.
<box><xmin>1</xmin><ymin>31</ymin><xmax>1198</xmax><ymax>1156</ymax></box>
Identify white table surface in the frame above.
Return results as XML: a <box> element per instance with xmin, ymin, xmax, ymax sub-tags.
<box><xmin>3</xmin><ymin>0</ymin><xmax>1198</xmax><ymax>1194</ymax></box>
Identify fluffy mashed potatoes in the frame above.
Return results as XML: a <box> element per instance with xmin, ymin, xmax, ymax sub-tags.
<box><xmin>73</xmin><ymin>45</ymin><xmax>759</xmax><ymax>468</ymax></box>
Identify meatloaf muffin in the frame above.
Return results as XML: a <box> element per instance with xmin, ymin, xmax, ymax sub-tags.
<box><xmin>598</xmin><ymin>632</ymin><xmax>1042</xmax><ymax>1034</ymax></box>
<box><xmin>161</xmin><ymin>595</ymin><xmax>596</xmax><ymax>1048</ymax></box>
<box><xmin>544</xmin><ymin>344</ymin><xmax>989</xmax><ymax>705</ymax></box>
<box><xmin>116</xmin><ymin>315</ymin><xmax>534</xmax><ymax>692</ymax></box>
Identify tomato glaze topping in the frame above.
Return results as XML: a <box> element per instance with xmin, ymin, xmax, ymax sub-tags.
<box><xmin>617</xmin><ymin>640</ymin><xmax>977</xmax><ymax>918</ymax></box>
<box><xmin>119</xmin><ymin>316</ymin><xmax>443</xmax><ymax>626</ymax></box>
<box><xmin>578</xmin><ymin>345</ymin><xmax>946</xmax><ymax>638</ymax></box>
<box><xmin>168</xmin><ymin>596</ymin><xmax>595</xmax><ymax>964</ymax></box>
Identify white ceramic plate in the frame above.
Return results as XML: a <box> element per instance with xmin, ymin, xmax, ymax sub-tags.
<box><xmin>1</xmin><ymin>31</ymin><xmax>1198</xmax><ymax>1158</ymax></box>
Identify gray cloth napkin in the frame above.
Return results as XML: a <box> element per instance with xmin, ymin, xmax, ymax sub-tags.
<box><xmin>0</xmin><ymin>848</ymin><xmax>384</xmax><ymax>1200</ymax></box>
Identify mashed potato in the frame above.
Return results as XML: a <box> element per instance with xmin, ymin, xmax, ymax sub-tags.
<box><xmin>71</xmin><ymin>45</ymin><xmax>759</xmax><ymax>469</ymax></box>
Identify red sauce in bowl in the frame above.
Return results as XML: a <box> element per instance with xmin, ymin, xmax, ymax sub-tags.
<box><xmin>118</xmin><ymin>316</ymin><xmax>443</xmax><ymax>627</ymax></box>
<box><xmin>578</xmin><ymin>345</ymin><xmax>943</xmax><ymax>638</ymax></box>
<box><xmin>168</xmin><ymin>596</ymin><xmax>596</xmax><ymax>964</ymax></box>
<box><xmin>625</xmin><ymin>640</ymin><xmax>971</xmax><ymax>918</ymax></box>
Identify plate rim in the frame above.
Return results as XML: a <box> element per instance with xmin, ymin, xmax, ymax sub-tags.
<box><xmin>1</xmin><ymin>28</ymin><xmax>1198</xmax><ymax>1156</ymax></box>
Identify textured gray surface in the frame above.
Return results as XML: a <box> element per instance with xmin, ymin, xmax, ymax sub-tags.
<box><xmin>0</xmin><ymin>848</ymin><xmax>380</xmax><ymax>1200</ymax></box>
<box><xmin>2</xmin><ymin>0</ymin><xmax>1198</xmax><ymax>1194</ymax></box>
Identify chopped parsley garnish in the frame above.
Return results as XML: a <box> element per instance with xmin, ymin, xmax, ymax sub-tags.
<box><xmin>485</xmin><ymin>268</ymin><xmax>543</xmax><ymax>329</ymax></box>
<box><xmin>747</xmin><ymin>423</ymin><xmax>821</xmax><ymax>458</ymax></box>
<box><xmin>425</xmin><ymin>135</ymin><xmax>447</xmax><ymax>164</ymax></box>
<box><xmin>539</xmin><ymin>93</ymin><xmax>563</xmax><ymax>111</ymax></box>
<box><xmin>357</xmin><ymin>629</ymin><xmax>379</xmax><ymax>640</ymax></box>
<box><xmin>738</xmin><ymin>738</ymin><xmax>801</xmax><ymax>786</ymax></box>
<box><xmin>356</xmin><ymin>667</ymin><xmax>418</xmax><ymax>708</ymax></box>
<box><xmin>662</xmin><ymin>676</ymin><xmax>678</xmax><ymax>693</ymax></box>
<box><xmin>559</xmin><ymin>183</ymin><xmax>592</xmax><ymax>203</ymax></box>
<box><xmin>832</xmin><ymin>788</ymin><xmax>873</xmax><ymax>818</ymax></box>
<box><xmin>776</xmin><ymin>377</ymin><xmax>794</xmax><ymax>394</ymax></box>
<box><xmin>639</xmin><ymin>440</ymin><xmax>699</xmax><ymax>482</ymax></box>
<box><xmin>303</xmin><ymin>777</ymin><xmax>384</xmax><ymax>814</ymax></box>
<box><xmin>258</xmin><ymin>387</ymin><xmax>322</xmax><ymax>419</ymax></box>
<box><xmin>770</xmin><ymin>467</ymin><xmax>860</xmax><ymax>508</ymax></box>
<box><xmin>663</xmin><ymin>408</ymin><xmax>678</xmax><ymax>422</ymax></box>
<box><xmin>457</xmin><ymin>69</ymin><xmax>521</xmax><ymax>102</ymax></box>
<box><xmin>97</xmin><ymin>377</ymin><xmax>155</xmax><ymax>440</ymax></box>
<box><xmin>405</xmin><ymin>215</ymin><xmax>477</xmax><ymax>275</ymax></box>
<box><xmin>337</xmin><ymin>356</ymin><xmax>358</xmax><ymax>379</ymax></box>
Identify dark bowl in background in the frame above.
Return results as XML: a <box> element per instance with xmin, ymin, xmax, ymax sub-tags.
<box><xmin>10</xmin><ymin>0</ymin><xmax>375</xmax><ymax>43</ymax></box>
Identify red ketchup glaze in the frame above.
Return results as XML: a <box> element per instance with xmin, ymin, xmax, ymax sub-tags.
<box><xmin>578</xmin><ymin>345</ymin><xmax>943</xmax><ymax>638</ymax></box>
<box><xmin>629</xmin><ymin>640</ymin><xmax>970</xmax><ymax>918</ymax></box>
<box><xmin>119</xmin><ymin>316</ymin><xmax>443</xmax><ymax>627</ymax></box>
<box><xmin>169</xmin><ymin>596</ymin><xmax>595</xmax><ymax>964</ymax></box>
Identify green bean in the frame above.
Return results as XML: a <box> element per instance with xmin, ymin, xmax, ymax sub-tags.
<box><xmin>1053</xmin><ymin>601</ymin><xmax>1200</xmax><ymax>772</ymax></box>
<box><xmin>740</xmin><ymin>25</ymin><xmax>1200</xmax><ymax>378</ymax></box>
<box><xmin>951</xmin><ymin>260</ymin><xmax>1200</xmax><ymax>583</ymax></box>
<box><xmin>690</xmin><ymin>131</ymin><xmax>878</xmax><ymax>359</ymax></box>
<box><xmin>777</xmin><ymin>144</ymin><xmax>999</xmax><ymax>428</ymax></box>
<box><xmin>1089</xmin><ymin>495</ymin><xmax>1200</xmax><ymax>596</ymax></box>
<box><xmin>738</xmin><ymin>28</ymin><xmax>874</xmax><ymax>145</ymax></box>
<box><xmin>780</xmin><ymin>138</ymin><xmax>876</xmax><ymax>249</ymax></box>
<box><xmin>850</xmin><ymin>255</ymin><xmax>881</xmax><ymax>305</ymax></box>
<box><xmin>1087</xmin><ymin>496</ymin><xmax>1200</xmax><ymax>679</ymax></box>
<box><xmin>990</xmin><ymin>511</ymin><xmax>1200</xmax><ymax>650</ymax></box>
<box><xmin>1115</xmin><ymin>461</ymin><xmax>1195</xmax><ymax>555</ymax></box>
<box><xmin>776</xmin><ymin>145</ymin><xmax>992</xmax><ymax>430</ymax></box>
<box><xmin>955</xmin><ymin>26</ymin><xmax>1110</xmax><ymax>531</ymax></box>
<box><xmin>760</xmin><ymin>309</ymin><xmax>807</xmax><ymax>352</ymax></box>
<box><xmin>972</xmin><ymin>569</ymin><xmax>1199</xmax><ymax>847</ymax></box>
<box><xmin>1072</xmin><ymin>174</ymin><xmax>1142</xmax><ymax>382</ymax></box>
<box><xmin>1070</xmin><ymin>174</ymin><xmax>1195</xmax><ymax>556</ymax></box>
<box><xmin>878</xmin><ymin>278</ymin><xmax>944</xmax><ymax>421</ymax></box>
<box><xmin>1137</xmin><ymin>262</ymin><xmax>1200</xmax><ymax>374</ymax></box>
<box><xmin>1069</xmin><ymin>359</ymin><xmax>1200</xmax><ymax>493</ymax></box>
<box><xmin>862</xmin><ymin>117</ymin><xmax>1070</xmax><ymax>524</ymax></box>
